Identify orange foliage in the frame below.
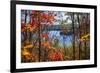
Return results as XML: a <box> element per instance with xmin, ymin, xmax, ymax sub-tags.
<box><xmin>41</xmin><ymin>13</ymin><xmax>55</xmax><ymax>24</ymax></box>
<box><xmin>21</xmin><ymin>23</ymin><xmax>38</xmax><ymax>32</ymax></box>
<box><xmin>29</xmin><ymin>23</ymin><xmax>38</xmax><ymax>32</ymax></box>
<box><xmin>41</xmin><ymin>41</ymin><xmax>53</xmax><ymax>51</ymax></box>
<box><xmin>22</xmin><ymin>11</ymin><xmax>55</xmax><ymax>32</ymax></box>
<box><xmin>40</xmin><ymin>33</ymin><xmax>49</xmax><ymax>39</ymax></box>
<box><xmin>21</xmin><ymin>23</ymin><xmax>26</xmax><ymax>32</ymax></box>
<box><xmin>41</xmin><ymin>41</ymin><xmax>51</xmax><ymax>47</ymax></box>
<box><xmin>23</xmin><ymin>44</ymin><xmax>33</xmax><ymax>49</ymax></box>
<box><xmin>22</xmin><ymin>48</ymin><xmax>38</xmax><ymax>62</ymax></box>
<box><xmin>31</xmin><ymin>11</ymin><xmax>55</xmax><ymax>24</ymax></box>
<box><xmin>22</xmin><ymin>50</ymin><xmax>30</xmax><ymax>56</ymax></box>
<box><xmin>48</xmin><ymin>49</ymin><xmax>64</xmax><ymax>61</ymax></box>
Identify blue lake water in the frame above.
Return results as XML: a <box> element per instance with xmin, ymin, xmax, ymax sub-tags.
<box><xmin>49</xmin><ymin>31</ymin><xmax>73</xmax><ymax>47</ymax></box>
<box><xmin>21</xmin><ymin>31</ymin><xmax>73</xmax><ymax>48</ymax></box>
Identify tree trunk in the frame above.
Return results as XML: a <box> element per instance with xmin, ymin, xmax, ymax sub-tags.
<box><xmin>71</xmin><ymin>13</ymin><xmax>75</xmax><ymax>60</ymax></box>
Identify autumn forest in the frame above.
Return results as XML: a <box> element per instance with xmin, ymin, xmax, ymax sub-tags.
<box><xmin>21</xmin><ymin>10</ymin><xmax>90</xmax><ymax>63</ymax></box>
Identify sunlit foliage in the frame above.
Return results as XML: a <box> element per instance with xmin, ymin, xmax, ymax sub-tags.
<box><xmin>21</xmin><ymin>10</ymin><xmax>90</xmax><ymax>62</ymax></box>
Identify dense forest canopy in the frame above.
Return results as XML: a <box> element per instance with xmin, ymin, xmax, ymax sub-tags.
<box><xmin>21</xmin><ymin>10</ymin><xmax>90</xmax><ymax>62</ymax></box>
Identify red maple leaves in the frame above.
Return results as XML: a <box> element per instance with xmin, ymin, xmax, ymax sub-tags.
<box><xmin>41</xmin><ymin>13</ymin><xmax>55</xmax><ymax>24</ymax></box>
<box><xmin>48</xmin><ymin>49</ymin><xmax>64</xmax><ymax>61</ymax></box>
<box><xmin>21</xmin><ymin>11</ymin><xmax>55</xmax><ymax>32</ymax></box>
<box><xmin>21</xmin><ymin>10</ymin><xmax>65</xmax><ymax>62</ymax></box>
<box><xmin>40</xmin><ymin>33</ymin><xmax>49</xmax><ymax>39</ymax></box>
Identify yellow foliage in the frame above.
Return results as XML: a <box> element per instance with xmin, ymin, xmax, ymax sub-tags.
<box><xmin>23</xmin><ymin>44</ymin><xmax>33</xmax><ymax>49</ymax></box>
<box><xmin>80</xmin><ymin>34</ymin><xmax>90</xmax><ymax>41</ymax></box>
<box><xmin>22</xmin><ymin>49</ymin><xmax>30</xmax><ymax>56</ymax></box>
